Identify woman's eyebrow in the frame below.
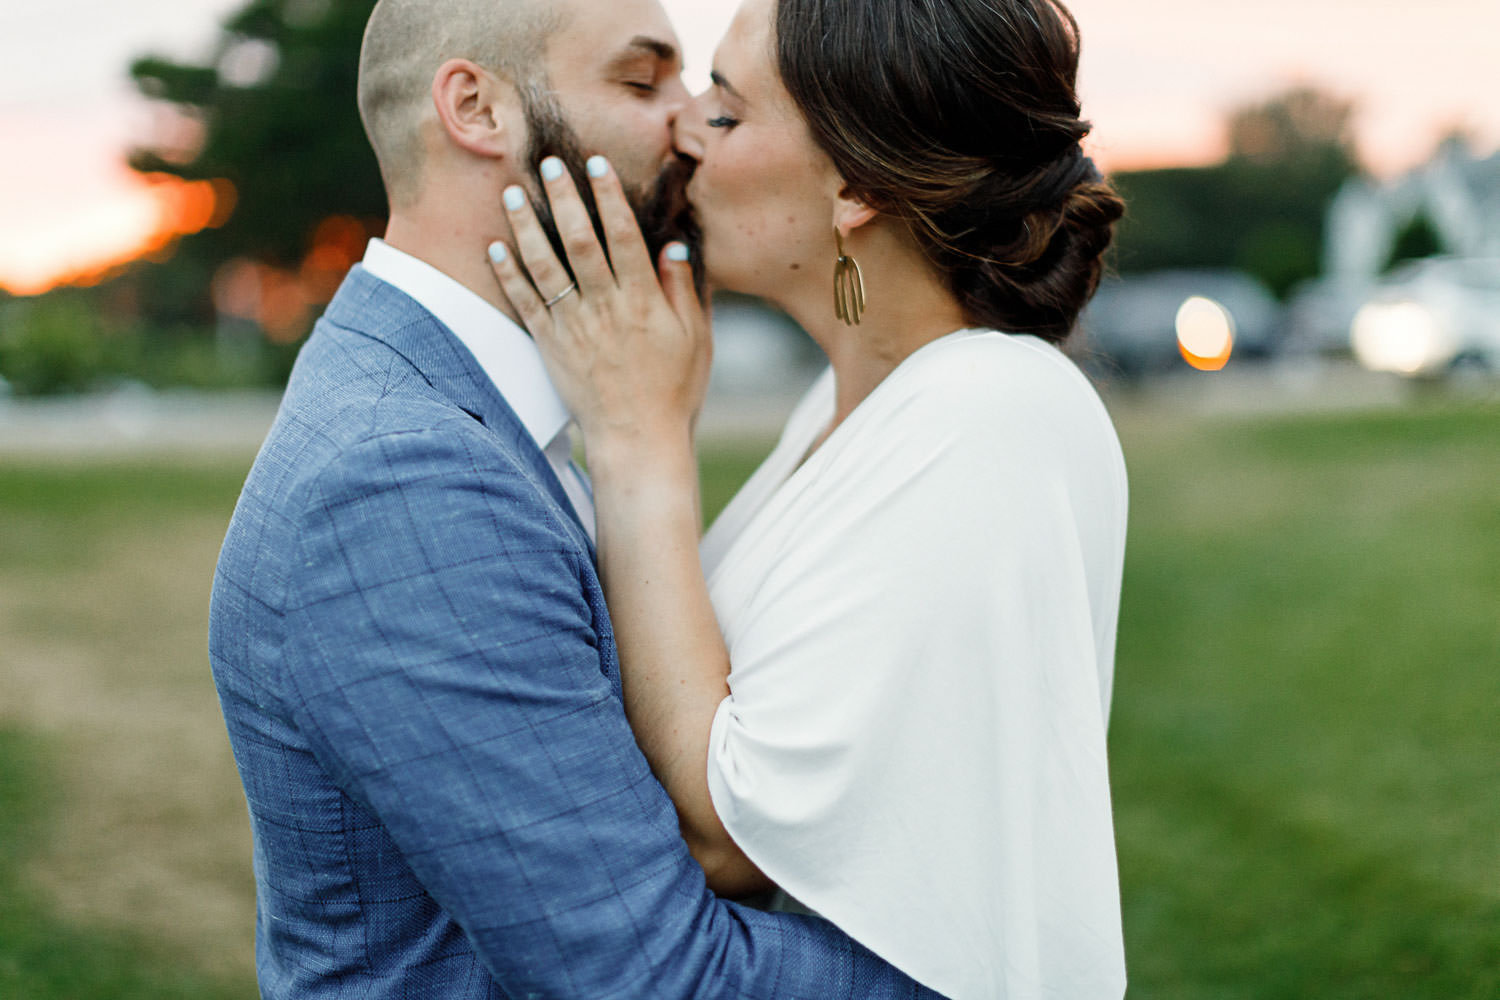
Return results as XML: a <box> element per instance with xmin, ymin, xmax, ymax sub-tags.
<box><xmin>710</xmin><ymin>70</ymin><xmax>745</xmax><ymax>102</ymax></box>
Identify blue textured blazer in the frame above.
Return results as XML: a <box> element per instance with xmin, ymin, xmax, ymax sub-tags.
<box><xmin>208</xmin><ymin>266</ymin><xmax>944</xmax><ymax>999</ymax></box>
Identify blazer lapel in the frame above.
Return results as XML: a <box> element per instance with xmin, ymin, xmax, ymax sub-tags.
<box><xmin>325</xmin><ymin>266</ymin><xmax>596</xmax><ymax>558</ymax></box>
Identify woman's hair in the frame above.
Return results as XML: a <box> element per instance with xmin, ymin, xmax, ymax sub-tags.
<box><xmin>775</xmin><ymin>0</ymin><xmax>1123</xmax><ymax>343</ymax></box>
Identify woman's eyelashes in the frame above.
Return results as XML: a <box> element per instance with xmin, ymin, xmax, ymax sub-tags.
<box><xmin>707</xmin><ymin>115</ymin><xmax>740</xmax><ymax>130</ymax></box>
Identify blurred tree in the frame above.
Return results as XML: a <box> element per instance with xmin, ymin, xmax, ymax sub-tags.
<box><xmin>1227</xmin><ymin>86</ymin><xmax>1357</xmax><ymax>166</ymax></box>
<box><xmin>1109</xmin><ymin>86</ymin><xmax>1360</xmax><ymax>299</ymax></box>
<box><xmin>128</xmin><ymin>0</ymin><xmax>385</xmax><ymax>325</ymax></box>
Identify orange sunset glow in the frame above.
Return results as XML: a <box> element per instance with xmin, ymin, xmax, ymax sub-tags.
<box><xmin>2</xmin><ymin>0</ymin><xmax>1498</xmax><ymax>303</ymax></box>
<box><xmin>0</xmin><ymin>166</ymin><xmax>233</xmax><ymax>298</ymax></box>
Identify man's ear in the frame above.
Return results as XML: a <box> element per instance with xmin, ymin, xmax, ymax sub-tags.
<box><xmin>833</xmin><ymin>189</ymin><xmax>878</xmax><ymax>237</ymax></box>
<box><xmin>431</xmin><ymin>58</ymin><xmax>518</xmax><ymax>159</ymax></box>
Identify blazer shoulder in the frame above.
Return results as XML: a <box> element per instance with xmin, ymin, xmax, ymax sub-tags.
<box><xmin>234</xmin><ymin>319</ymin><xmax>557</xmax><ymax>561</ymax></box>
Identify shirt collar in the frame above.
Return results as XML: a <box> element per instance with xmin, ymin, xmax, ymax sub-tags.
<box><xmin>360</xmin><ymin>238</ymin><xmax>572</xmax><ymax>451</ymax></box>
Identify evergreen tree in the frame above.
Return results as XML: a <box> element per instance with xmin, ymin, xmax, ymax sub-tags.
<box><xmin>128</xmin><ymin>0</ymin><xmax>385</xmax><ymax>321</ymax></box>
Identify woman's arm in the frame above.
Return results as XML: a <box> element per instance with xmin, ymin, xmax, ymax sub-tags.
<box><xmin>487</xmin><ymin>155</ymin><xmax>770</xmax><ymax>897</ymax></box>
<box><xmin>587</xmin><ymin>434</ymin><xmax>769</xmax><ymax>896</ymax></box>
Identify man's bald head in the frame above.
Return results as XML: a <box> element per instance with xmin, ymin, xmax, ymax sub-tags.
<box><xmin>357</xmin><ymin>0</ymin><xmax>567</xmax><ymax>208</ymax></box>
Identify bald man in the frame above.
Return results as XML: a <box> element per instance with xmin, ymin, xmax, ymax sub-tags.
<box><xmin>208</xmin><ymin>1</ymin><xmax>944</xmax><ymax>997</ymax></box>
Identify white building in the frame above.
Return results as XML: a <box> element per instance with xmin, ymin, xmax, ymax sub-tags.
<box><xmin>1325</xmin><ymin>138</ymin><xmax>1500</xmax><ymax>279</ymax></box>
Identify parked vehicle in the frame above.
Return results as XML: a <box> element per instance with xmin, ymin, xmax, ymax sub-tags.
<box><xmin>1078</xmin><ymin>270</ymin><xmax>1282</xmax><ymax>378</ymax></box>
<box><xmin>1348</xmin><ymin>257</ymin><xmax>1500</xmax><ymax>378</ymax></box>
<box><xmin>1282</xmin><ymin>275</ymin><xmax>1371</xmax><ymax>358</ymax></box>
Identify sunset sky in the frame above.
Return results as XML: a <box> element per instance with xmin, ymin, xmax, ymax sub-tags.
<box><xmin>2</xmin><ymin>0</ymin><xmax>1497</xmax><ymax>295</ymax></box>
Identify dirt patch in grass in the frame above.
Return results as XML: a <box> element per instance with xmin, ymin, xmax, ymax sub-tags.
<box><xmin>2</xmin><ymin>508</ymin><xmax>256</xmax><ymax>981</ymax></box>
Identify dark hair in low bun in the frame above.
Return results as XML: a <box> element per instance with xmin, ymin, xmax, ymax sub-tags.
<box><xmin>775</xmin><ymin>0</ymin><xmax>1124</xmax><ymax>344</ymax></box>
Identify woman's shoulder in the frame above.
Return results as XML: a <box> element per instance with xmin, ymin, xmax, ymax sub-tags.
<box><xmin>890</xmin><ymin>329</ymin><xmax>1110</xmax><ymax>429</ymax></box>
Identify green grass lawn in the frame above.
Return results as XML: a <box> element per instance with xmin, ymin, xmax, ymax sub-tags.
<box><xmin>1</xmin><ymin>462</ymin><xmax>259</xmax><ymax>999</ymax></box>
<box><xmin>0</xmin><ymin>730</ymin><xmax>256</xmax><ymax>1000</ymax></box>
<box><xmin>1109</xmin><ymin>403</ymin><xmax>1500</xmax><ymax>998</ymax></box>
<box><xmin>1</xmin><ymin>400</ymin><xmax>1496</xmax><ymax>997</ymax></box>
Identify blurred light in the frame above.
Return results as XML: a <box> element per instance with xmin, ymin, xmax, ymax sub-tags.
<box><xmin>1176</xmin><ymin>296</ymin><xmax>1236</xmax><ymax>371</ymax></box>
<box><xmin>219</xmin><ymin>38</ymin><xmax>281</xmax><ymax>89</ymax></box>
<box><xmin>140</xmin><ymin>105</ymin><xmax>208</xmax><ymax>167</ymax></box>
<box><xmin>300</xmin><ymin>215</ymin><xmax>375</xmax><ymax>302</ymax></box>
<box><xmin>208</xmin><ymin>217</ymin><xmax>377</xmax><ymax>346</ymax></box>
<box><xmin>208</xmin><ymin>179</ymin><xmax>239</xmax><ymax>228</ymax></box>
<box><xmin>212</xmin><ymin>258</ymin><xmax>263</xmax><ymax>321</ymax></box>
<box><xmin>1350</xmin><ymin>301</ymin><xmax>1455</xmax><ymax>375</ymax></box>
<box><xmin>155</xmin><ymin>177</ymin><xmax>218</xmax><ymax>233</ymax></box>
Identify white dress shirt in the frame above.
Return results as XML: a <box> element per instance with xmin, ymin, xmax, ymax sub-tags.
<box><xmin>360</xmin><ymin>238</ymin><xmax>595</xmax><ymax>541</ymax></box>
<box><xmin>700</xmin><ymin>330</ymin><xmax>1129</xmax><ymax>1000</ymax></box>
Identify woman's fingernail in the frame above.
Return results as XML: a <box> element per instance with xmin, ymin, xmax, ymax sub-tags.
<box><xmin>540</xmin><ymin>157</ymin><xmax>564</xmax><ymax>182</ymax></box>
<box><xmin>487</xmin><ymin>242</ymin><xmax>507</xmax><ymax>264</ymax></box>
<box><xmin>503</xmin><ymin>186</ymin><xmax>526</xmax><ymax>211</ymax></box>
<box><xmin>665</xmin><ymin>242</ymin><xmax>690</xmax><ymax>263</ymax></box>
<box><xmin>587</xmin><ymin>156</ymin><xmax>608</xmax><ymax>179</ymax></box>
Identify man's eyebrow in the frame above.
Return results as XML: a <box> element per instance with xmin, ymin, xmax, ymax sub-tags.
<box><xmin>625</xmin><ymin>35</ymin><xmax>678</xmax><ymax>64</ymax></box>
<box><xmin>710</xmin><ymin>70</ymin><xmax>744</xmax><ymax>101</ymax></box>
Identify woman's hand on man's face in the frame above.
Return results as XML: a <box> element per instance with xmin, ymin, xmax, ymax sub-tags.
<box><xmin>488</xmin><ymin>155</ymin><xmax>711</xmax><ymax>455</ymax></box>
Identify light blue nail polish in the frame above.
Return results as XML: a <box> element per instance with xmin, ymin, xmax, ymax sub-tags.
<box><xmin>488</xmin><ymin>242</ymin><xmax>507</xmax><ymax>264</ymax></box>
<box><xmin>666</xmin><ymin>243</ymin><xmax>690</xmax><ymax>263</ymax></box>
<box><xmin>503</xmin><ymin>186</ymin><xmax>526</xmax><ymax>211</ymax></box>
<box><xmin>586</xmin><ymin>156</ymin><xmax>608</xmax><ymax>179</ymax></box>
<box><xmin>540</xmin><ymin>157</ymin><xmax>564</xmax><ymax>182</ymax></box>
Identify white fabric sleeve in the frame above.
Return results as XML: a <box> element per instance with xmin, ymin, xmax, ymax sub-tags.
<box><xmin>704</xmin><ymin>333</ymin><xmax>1127</xmax><ymax>1000</ymax></box>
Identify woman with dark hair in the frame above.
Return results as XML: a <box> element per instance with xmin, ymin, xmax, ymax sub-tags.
<box><xmin>488</xmin><ymin>0</ymin><xmax>1127</xmax><ymax>995</ymax></box>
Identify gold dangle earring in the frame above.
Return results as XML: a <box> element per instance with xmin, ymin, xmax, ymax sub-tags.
<box><xmin>833</xmin><ymin>227</ymin><xmax>866</xmax><ymax>326</ymax></box>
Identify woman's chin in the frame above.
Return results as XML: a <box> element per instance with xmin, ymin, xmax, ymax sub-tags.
<box><xmin>699</xmin><ymin>255</ymin><xmax>732</xmax><ymax>298</ymax></box>
<box><xmin>694</xmin><ymin>237</ymin><xmax>763</xmax><ymax>300</ymax></box>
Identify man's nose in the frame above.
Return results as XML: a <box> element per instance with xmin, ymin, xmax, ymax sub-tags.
<box><xmin>662</xmin><ymin>82</ymin><xmax>688</xmax><ymax>121</ymax></box>
<box><xmin>672</xmin><ymin>94</ymin><xmax>707</xmax><ymax>164</ymax></box>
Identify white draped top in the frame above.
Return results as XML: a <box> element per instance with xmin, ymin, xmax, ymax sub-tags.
<box><xmin>700</xmin><ymin>329</ymin><xmax>1129</xmax><ymax>1000</ymax></box>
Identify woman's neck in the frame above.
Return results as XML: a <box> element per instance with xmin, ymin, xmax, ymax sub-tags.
<box><xmin>776</xmin><ymin>235</ymin><xmax>970</xmax><ymax>433</ymax></box>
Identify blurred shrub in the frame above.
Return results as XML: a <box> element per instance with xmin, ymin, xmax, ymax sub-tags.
<box><xmin>0</xmin><ymin>295</ymin><xmax>111</xmax><ymax>395</ymax></box>
<box><xmin>0</xmin><ymin>291</ymin><xmax>300</xmax><ymax>396</ymax></box>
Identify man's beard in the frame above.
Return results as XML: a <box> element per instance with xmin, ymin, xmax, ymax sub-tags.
<box><xmin>521</xmin><ymin>90</ymin><xmax>703</xmax><ymax>294</ymax></box>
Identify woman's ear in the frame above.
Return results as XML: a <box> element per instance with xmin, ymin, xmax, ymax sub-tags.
<box><xmin>833</xmin><ymin>189</ymin><xmax>878</xmax><ymax>237</ymax></box>
<box><xmin>431</xmin><ymin>58</ymin><xmax>517</xmax><ymax>159</ymax></box>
